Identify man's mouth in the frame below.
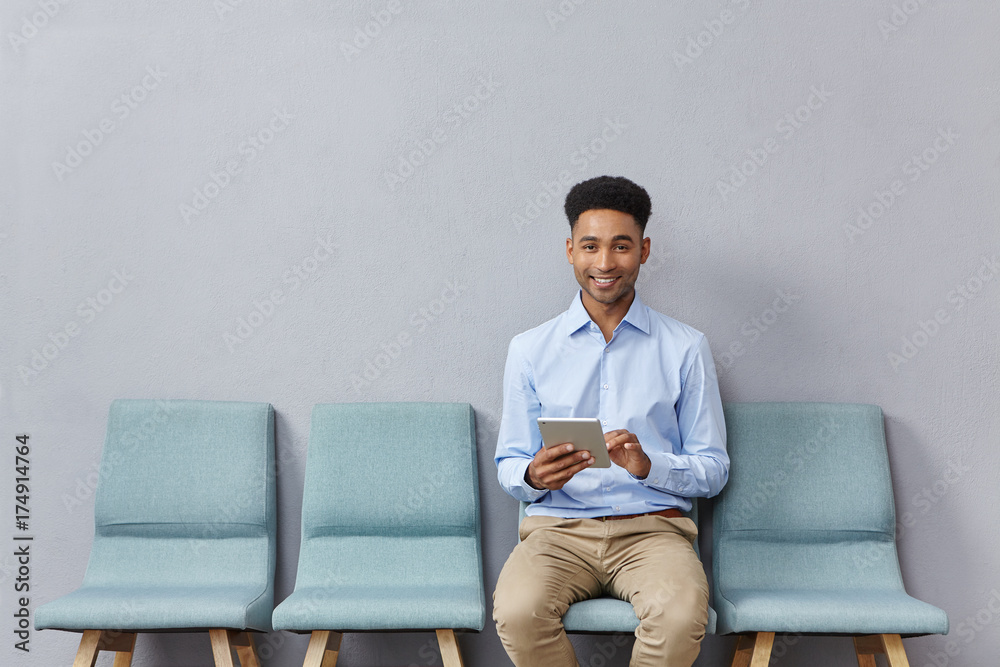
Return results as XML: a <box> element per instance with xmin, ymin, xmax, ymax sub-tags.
<box><xmin>591</xmin><ymin>276</ymin><xmax>619</xmax><ymax>287</ymax></box>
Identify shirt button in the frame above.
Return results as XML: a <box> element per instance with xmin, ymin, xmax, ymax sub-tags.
<box><xmin>604</xmin><ymin>348</ymin><xmax>609</xmax><ymax>353</ymax></box>
<box><xmin>605</xmin><ymin>487</ymin><xmax>611</xmax><ymax>492</ymax></box>
<box><xmin>603</xmin><ymin>384</ymin><xmax>609</xmax><ymax>390</ymax></box>
<box><xmin>615</xmin><ymin>506</ymin><xmax>620</xmax><ymax>511</ymax></box>
<box><xmin>602</xmin><ymin>420</ymin><xmax>608</xmax><ymax>426</ymax></box>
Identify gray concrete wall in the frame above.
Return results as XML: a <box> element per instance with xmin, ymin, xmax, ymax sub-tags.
<box><xmin>2</xmin><ymin>1</ymin><xmax>997</xmax><ymax>665</ymax></box>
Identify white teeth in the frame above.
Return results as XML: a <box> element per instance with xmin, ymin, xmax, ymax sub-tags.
<box><xmin>594</xmin><ymin>277</ymin><xmax>616</xmax><ymax>284</ymax></box>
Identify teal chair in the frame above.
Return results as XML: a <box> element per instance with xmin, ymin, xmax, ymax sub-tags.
<box><xmin>35</xmin><ymin>399</ymin><xmax>276</xmax><ymax>667</ymax></box>
<box><xmin>517</xmin><ymin>501</ymin><xmax>717</xmax><ymax>635</ymax></box>
<box><xmin>272</xmin><ymin>402</ymin><xmax>485</xmax><ymax>667</ymax></box>
<box><xmin>714</xmin><ymin>402</ymin><xmax>948</xmax><ymax>666</ymax></box>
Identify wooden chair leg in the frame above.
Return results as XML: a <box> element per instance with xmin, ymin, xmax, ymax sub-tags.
<box><xmin>303</xmin><ymin>630</ymin><xmax>342</xmax><ymax>667</ymax></box>
<box><xmin>210</xmin><ymin>629</ymin><xmax>236</xmax><ymax>667</ymax></box>
<box><xmin>73</xmin><ymin>630</ymin><xmax>103</xmax><ymax>667</ymax></box>
<box><xmin>230</xmin><ymin>631</ymin><xmax>262</xmax><ymax>667</ymax></box>
<box><xmin>880</xmin><ymin>634</ymin><xmax>911</xmax><ymax>667</ymax></box>
<box><xmin>321</xmin><ymin>648</ymin><xmax>340</xmax><ymax>667</ymax></box>
<box><xmin>108</xmin><ymin>632</ymin><xmax>137</xmax><ymax>667</ymax></box>
<box><xmin>73</xmin><ymin>630</ymin><xmax>137</xmax><ymax>667</ymax></box>
<box><xmin>853</xmin><ymin>633</ymin><xmax>911</xmax><ymax>667</ymax></box>
<box><xmin>854</xmin><ymin>635</ymin><xmax>881</xmax><ymax>667</ymax></box>
<box><xmin>436</xmin><ymin>629</ymin><xmax>464</xmax><ymax>667</ymax></box>
<box><xmin>731</xmin><ymin>632</ymin><xmax>775</xmax><ymax>667</ymax></box>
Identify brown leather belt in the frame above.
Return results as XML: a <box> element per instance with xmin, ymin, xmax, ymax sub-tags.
<box><xmin>595</xmin><ymin>508</ymin><xmax>683</xmax><ymax>521</ymax></box>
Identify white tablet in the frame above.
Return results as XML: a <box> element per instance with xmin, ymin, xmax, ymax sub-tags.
<box><xmin>536</xmin><ymin>417</ymin><xmax>612</xmax><ymax>468</ymax></box>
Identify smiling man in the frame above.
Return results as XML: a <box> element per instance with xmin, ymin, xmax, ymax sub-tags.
<box><xmin>493</xmin><ymin>176</ymin><xmax>729</xmax><ymax>667</ymax></box>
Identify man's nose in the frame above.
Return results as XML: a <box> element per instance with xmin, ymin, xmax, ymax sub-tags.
<box><xmin>595</xmin><ymin>249</ymin><xmax>614</xmax><ymax>271</ymax></box>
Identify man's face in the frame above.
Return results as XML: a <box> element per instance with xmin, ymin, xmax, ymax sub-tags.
<box><xmin>566</xmin><ymin>208</ymin><xmax>650</xmax><ymax>308</ymax></box>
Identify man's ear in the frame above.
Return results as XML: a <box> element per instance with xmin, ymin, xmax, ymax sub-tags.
<box><xmin>566</xmin><ymin>237</ymin><xmax>574</xmax><ymax>264</ymax></box>
<box><xmin>639</xmin><ymin>237</ymin><xmax>651</xmax><ymax>264</ymax></box>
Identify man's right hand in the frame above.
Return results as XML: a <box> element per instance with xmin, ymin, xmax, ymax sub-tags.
<box><xmin>526</xmin><ymin>443</ymin><xmax>595</xmax><ymax>490</ymax></box>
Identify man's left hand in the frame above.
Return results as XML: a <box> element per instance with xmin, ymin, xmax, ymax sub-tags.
<box><xmin>604</xmin><ymin>429</ymin><xmax>651</xmax><ymax>479</ymax></box>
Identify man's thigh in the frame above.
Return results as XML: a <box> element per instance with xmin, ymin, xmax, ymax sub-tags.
<box><xmin>494</xmin><ymin>515</ymin><xmax>604</xmax><ymax>614</ymax></box>
<box><xmin>603</xmin><ymin>516</ymin><xmax>709</xmax><ymax>625</ymax></box>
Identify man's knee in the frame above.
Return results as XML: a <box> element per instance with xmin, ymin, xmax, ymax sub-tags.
<box><xmin>633</xmin><ymin>582</ymin><xmax>709</xmax><ymax>643</ymax></box>
<box><xmin>494</xmin><ymin>581</ymin><xmax>561</xmax><ymax>636</ymax></box>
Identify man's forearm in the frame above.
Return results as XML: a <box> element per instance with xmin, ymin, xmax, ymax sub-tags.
<box><xmin>637</xmin><ymin>452</ymin><xmax>729</xmax><ymax>498</ymax></box>
<box><xmin>497</xmin><ymin>456</ymin><xmax>548</xmax><ymax>502</ymax></box>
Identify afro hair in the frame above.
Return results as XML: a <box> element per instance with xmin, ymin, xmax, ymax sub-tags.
<box><xmin>563</xmin><ymin>176</ymin><xmax>652</xmax><ymax>233</ymax></box>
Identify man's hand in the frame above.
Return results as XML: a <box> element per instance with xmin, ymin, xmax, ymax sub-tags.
<box><xmin>605</xmin><ymin>429</ymin><xmax>651</xmax><ymax>479</ymax></box>
<box><xmin>526</xmin><ymin>443</ymin><xmax>594</xmax><ymax>490</ymax></box>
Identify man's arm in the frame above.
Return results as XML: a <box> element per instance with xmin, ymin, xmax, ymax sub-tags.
<box><xmin>495</xmin><ymin>338</ymin><xmax>596</xmax><ymax>501</ymax></box>
<box><xmin>619</xmin><ymin>335</ymin><xmax>730</xmax><ymax>498</ymax></box>
<box><xmin>495</xmin><ymin>338</ymin><xmax>551</xmax><ymax>502</ymax></box>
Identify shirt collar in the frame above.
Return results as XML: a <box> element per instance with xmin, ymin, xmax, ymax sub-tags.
<box><xmin>564</xmin><ymin>290</ymin><xmax>650</xmax><ymax>337</ymax></box>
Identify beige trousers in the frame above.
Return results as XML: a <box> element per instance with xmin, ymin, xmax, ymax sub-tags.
<box><xmin>493</xmin><ymin>514</ymin><xmax>709</xmax><ymax>667</ymax></box>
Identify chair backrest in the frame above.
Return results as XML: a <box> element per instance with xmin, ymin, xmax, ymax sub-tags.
<box><xmin>83</xmin><ymin>399</ymin><xmax>276</xmax><ymax>596</ymax></box>
<box><xmin>295</xmin><ymin>402</ymin><xmax>482</xmax><ymax>590</ymax></box>
<box><xmin>714</xmin><ymin>402</ymin><xmax>904</xmax><ymax>593</ymax></box>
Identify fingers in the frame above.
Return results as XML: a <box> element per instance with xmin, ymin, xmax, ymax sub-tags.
<box><xmin>545</xmin><ymin>454</ymin><xmax>593</xmax><ymax>484</ymax></box>
<box><xmin>605</xmin><ymin>431</ymin><xmax>646</xmax><ymax>477</ymax></box>
<box><xmin>532</xmin><ymin>445</ymin><xmax>594</xmax><ymax>489</ymax></box>
<box><xmin>537</xmin><ymin>443</ymin><xmax>575</xmax><ymax>463</ymax></box>
<box><xmin>542</xmin><ymin>449</ymin><xmax>593</xmax><ymax>476</ymax></box>
<box><xmin>604</xmin><ymin>430</ymin><xmax>638</xmax><ymax>452</ymax></box>
<box><xmin>603</xmin><ymin>429</ymin><xmax>629</xmax><ymax>443</ymax></box>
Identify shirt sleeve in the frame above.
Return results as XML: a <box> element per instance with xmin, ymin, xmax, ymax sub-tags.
<box><xmin>636</xmin><ymin>334</ymin><xmax>730</xmax><ymax>498</ymax></box>
<box><xmin>495</xmin><ymin>337</ymin><xmax>549</xmax><ymax>503</ymax></box>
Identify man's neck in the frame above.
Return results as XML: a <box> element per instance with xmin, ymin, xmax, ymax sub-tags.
<box><xmin>581</xmin><ymin>289</ymin><xmax>636</xmax><ymax>343</ymax></box>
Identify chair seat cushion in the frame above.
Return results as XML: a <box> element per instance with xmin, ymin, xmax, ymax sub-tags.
<box><xmin>563</xmin><ymin>597</ymin><xmax>716</xmax><ymax>634</ymax></box>
<box><xmin>716</xmin><ymin>588</ymin><xmax>949</xmax><ymax>635</ymax></box>
<box><xmin>271</xmin><ymin>584</ymin><xmax>485</xmax><ymax>632</ymax></box>
<box><xmin>34</xmin><ymin>585</ymin><xmax>272</xmax><ymax>631</ymax></box>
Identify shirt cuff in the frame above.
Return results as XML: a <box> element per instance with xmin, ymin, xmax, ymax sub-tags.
<box><xmin>517</xmin><ymin>458</ymin><xmax>549</xmax><ymax>502</ymax></box>
<box><xmin>631</xmin><ymin>454</ymin><xmax>679</xmax><ymax>493</ymax></box>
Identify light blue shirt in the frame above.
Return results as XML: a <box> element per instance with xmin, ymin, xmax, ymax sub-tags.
<box><xmin>495</xmin><ymin>291</ymin><xmax>729</xmax><ymax>518</ymax></box>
